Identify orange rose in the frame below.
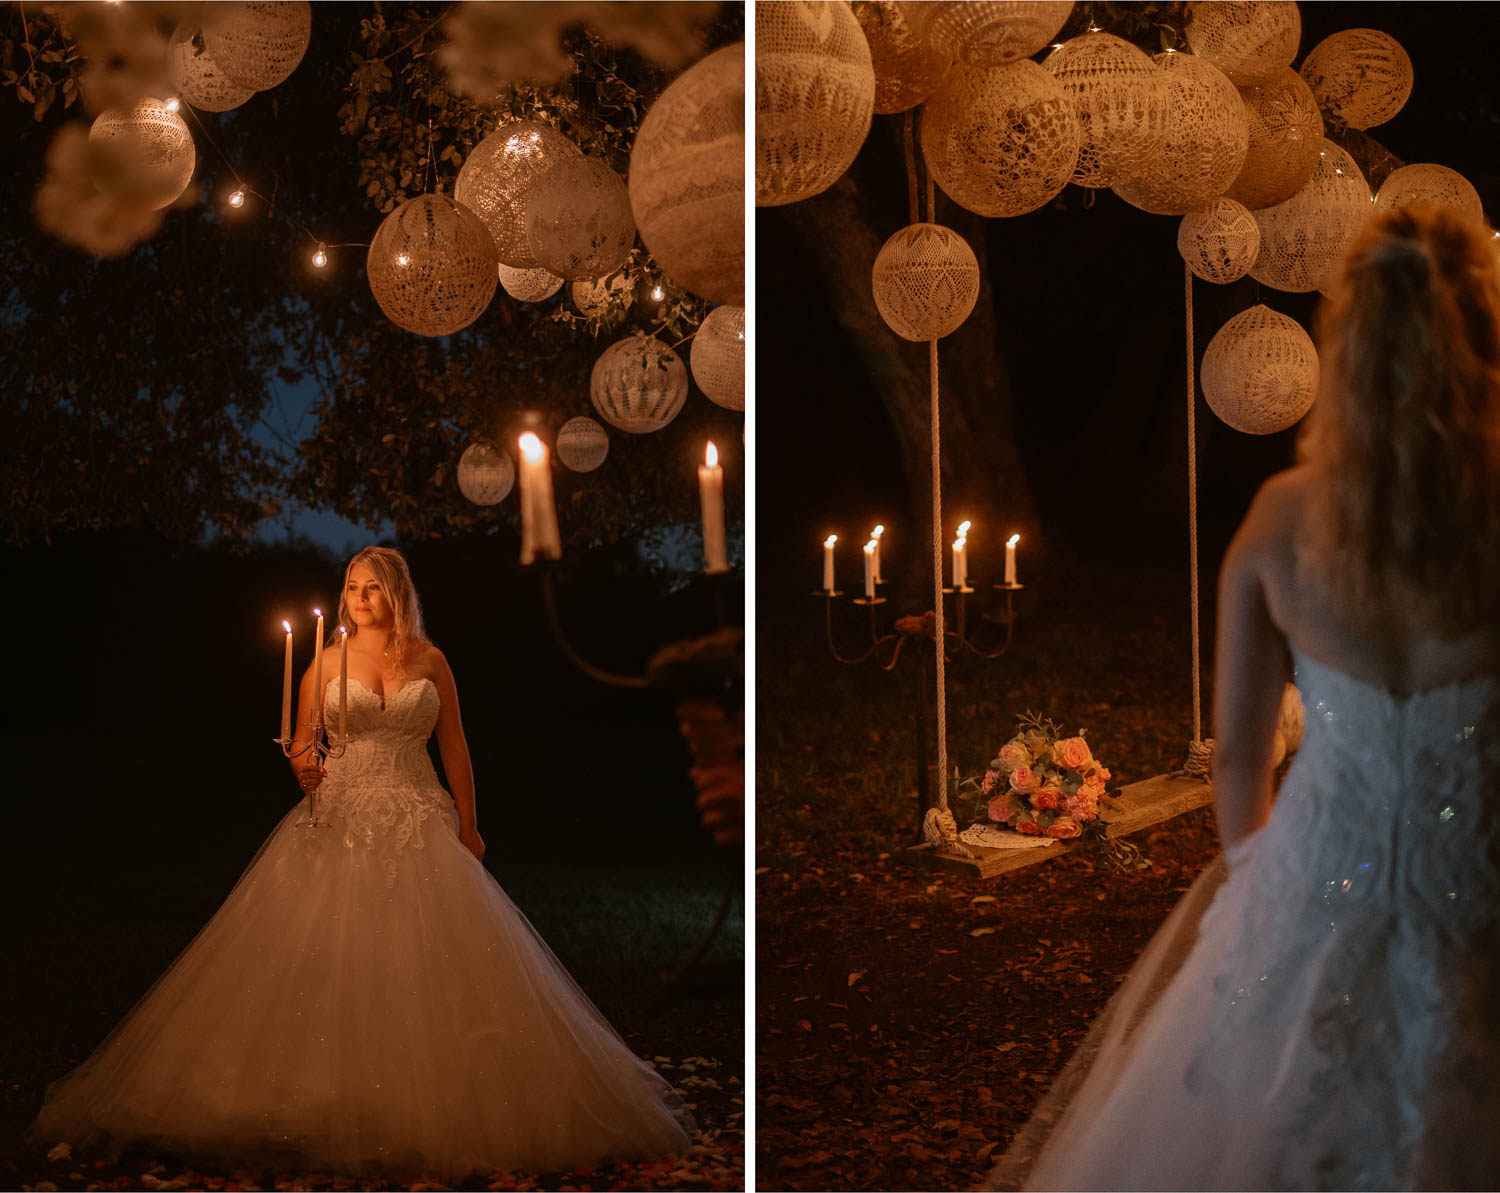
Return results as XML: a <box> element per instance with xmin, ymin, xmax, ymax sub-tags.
<box><xmin>1045</xmin><ymin>816</ymin><xmax>1082</xmax><ymax>839</ymax></box>
<box><xmin>1055</xmin><ymin>736</ymin><xmax>1093</xmax><ymax>770</ymax></box>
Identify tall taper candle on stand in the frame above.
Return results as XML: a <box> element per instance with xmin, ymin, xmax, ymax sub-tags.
<box><xmin>338</xmin><ymin>625</ymin><xmax>348</xmax><ymax>743</ymax></box>
<box><xmin>863</xmin><ymin>540</ymin><xmax>877</xmax><ymax>599</ymax></box>
<box><xmin>1005</xmin><ymin>534</ymin><xmax>1020</xmax><ymax>586</ymax></box>
<box><xmin>312</xmin><ymin>609</ymin><xmax>324</xmax><ymax>729</ymax></box>
<box><xmin>280</xmin><ymin>621</ymin><xmax>293</xmax><ymax>740</ymax></box>
<box><xmin>823</xmin><ymin>534</ymin><xmax>837</xmax><ymax>593</ymax></box>
<box><xmin>518</xmin><ymin>432</ymin><xmax>562</xmax><ymax>565</ymax></box>
<box><xmin>870</xmin><ymin>524</ymin><xmax>884</xmax><ymax>583</ymax></box>
<box><xmin>698</xmin><ymin>441</ymin><xmax>729</xmax><ymax>574</ymax></box>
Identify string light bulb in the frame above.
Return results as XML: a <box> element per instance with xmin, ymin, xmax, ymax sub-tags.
<box><xmin>164</xmin><ymin>96</ymin><xmax>181</xmax><ymax>112</ymax></box>
<box><xmin>651</xmin><ymin>284</ymin><xmax>665</xmax><ymax>302</ymax></box>
<box><xmin>228</xmin><ymin>188</ymin><xmax>245</xmax><ymax>208</ymax></box>
<box><xmin>312</xmin><ymin>244</ymin><xmax>328</xmax><ymax>268</ymax></box>
<box><xmin>396</xmin><ymin>252</ymin><xmax>410</xmax><ymax>266</ymax></box>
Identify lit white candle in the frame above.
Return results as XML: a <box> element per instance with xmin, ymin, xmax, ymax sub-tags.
<box><xmin>338</xmin><ymin>625</ymin><xmax>349</xmax><ymax>744</ymax></box>
<box><xmin>518</xmin><ymin>432</ymin><xmax>562</xmax><ymax>565</ymax></box>
<box><xmin>870</xmin><ymin>524</ymin><xmax>885</xmax><ymax>583</ymax></box>
<box><xmin>698</xmin><ymin>441</ymin><xmax>729</xmax><ymax>574</ymax></box>
<box><xmin>952</xmin><ymin>538</ymin><xmax>967</xmax><ymax>589</ymax></box>
<box><xmin>823</xmin><ymin>534</ymin><xmax>837</xmax><ymax>593</ymax></box>
<box><xmin>1005</xmin><ymin>533</ymin><xmax>1020</xmax><ymax>585</ymax></box>
<box><xmin>957</xmin><ymin>520</ymin><xmax>971</xmax><ymax>588</ymax></box>
<box><xmin>863</xmin><ymin>540</ymin><xmax>877</xmax><ymax>599</ymax></box>
<box><xmin>280</xmin><ymin>621</ymin><xmax>293</xmax><ymax>740</ymax></box>
<box><xmin>312</xmin><ymin>609</ymin><xmax>324</xmax><ymax>730</ymax></box>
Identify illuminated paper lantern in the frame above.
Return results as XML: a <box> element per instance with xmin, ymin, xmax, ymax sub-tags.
<box><xmin>915</xmin><ymin>1</ymin><xmax>1074</xmax><ymax>67</ymax></box>
<box><xmin>755</xmin><ymin>0</ymin><xmax>875</xmax><ymax>207</ymax></box>
<box><xmin>555</xmin><ymin>416</ymin><xmax>610</xmax><ymax>473</ymax></box>
<box><xmin>590</xmin><ymin>333</ymin><xmax>689</xmax><ymax>433</ymax></box>
<box><xmin>169</xmin><ymin>24</ymin><xmax>255</xmax><ymax>112</ymax></box>
<box><xmin>629</xmin><ymin>42</ymin><xmax>744</xmax><ymax>305</ymax></box>
<box><xmin>1251</xmin><ymin>140</ymin><xmax>1371</xmax><ymax>294</ymax></box>
<box><xmin>203</xmin><ymin>1</ymin><xmax>311</xmax><ymax>91</ymax></box>
<box><xmin>526</xmin><ymin>156</ymin><xmax>636</xmax><ymax>282</ymax></box>
<box><xmin>457</xmin><ymin>441</ymin><xmax>515</xmax><ymax>505</ymax></box>
<box><xmin>1112</xmin><ymin>52</ymin><xmax>1248</xmax><ymax>216</ymax></box>
<box><xmin>691</xmin><ymin>305</ymin><xmax>745</xmax><ymax>411</ymax></box>
<box><xmin>1043</xmin><ymin>31</ymin><xmax>1170</xmax><ymax>189</ymax></box>
<box><xmin>853</xmin><ymin>1</ymin><xmax>953</xmax><ymax>114</ymax></box>
<box><xmin>87</xmin><ymin>98</ymin><xmax>196</xmax><ymax>211</ymax></box>
<box><xmin>497</xmin><ymin>263</ymin><xmax>564</xmax><ymax>302</ymax></box>
<box><xmin>1373</xmin><ymin>163</ymin><xmax>1484</xmax><ymax>224</ymax></box>
<box><xmin>1178</xmin><ymin>197</ymin><xmax>1261</xmax><ymax>284</ymax></box>
<box><xmin>1202</xmin><ymin>304</ymin><xmax>1318</xmax><ymax>434</ymax></box>
<box><xmin>871</xmin><ymin>223</ymin><xmax>980</xmax><ymax>341</ymax></box>
<box><xmin>922</xmin><ymin>61</ymin><xmax>1080</xmax><ymax>218</ymax></box>
<box><xmin>367</xmin><ymin>194</ymin><xmax>499</xmax><ymax>336</ymax></box>
<box><xmin>456</xmin><ymin>120</ymin><xmax>581</xmax><ymax>268</ymax></box>
<box><xmin>1226</xmin><ymin>68</ymin><xmax>1324</xmax><ymax>210</ymax></box>
<box><xmin>1299</xmin><ymin>28</ymin><xmax>1413</xmax><ymax>130</ymax></box>
<box><xmin>1183</xmin><ymin>0</ymin><xmax>1300</xmax><ymax>86</ymax></box>
<box><xmin>570</xmin><ymin>271</ymin><xmax>633</xmax><ymax>317</ymax></box>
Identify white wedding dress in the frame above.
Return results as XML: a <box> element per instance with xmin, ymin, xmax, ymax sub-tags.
<box><xmin>989</xmin><ymin>648</ymin><xmax>1500</xmax><ymax>1191</ymax></box>
<box><xmin>35</xmin><ymin>678</ymin><xmax>694</xmax><ymax>1180</ymax></box>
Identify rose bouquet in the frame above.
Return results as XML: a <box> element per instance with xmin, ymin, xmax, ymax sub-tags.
<box><xmin>972</xmin><ymin>712</ymin><xmax>1117</xmax><ymax>839</ymax></box>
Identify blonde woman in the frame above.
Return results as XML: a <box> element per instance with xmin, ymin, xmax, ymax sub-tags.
<box><xmin>35</xmin><ymin>546</ymin><xmax>693</xmax><ymax>1181</ymax></box>
<box><xmin>991</xmin><ymin>207</ymin><xmax>1500</xmax><ymax>1190</ymax></box>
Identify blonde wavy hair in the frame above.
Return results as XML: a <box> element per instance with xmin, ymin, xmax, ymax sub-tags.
<box><xmin>335</xmin><ymin>546</ymin><xmax>429</xmax><ymax>672</ymax></box>
<box><xmin>1297</xmin><ymin>204</ymin><xmax>1500</xmax><ymax>635</ymax></box>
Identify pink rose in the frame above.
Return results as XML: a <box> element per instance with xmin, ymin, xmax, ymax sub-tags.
<box><xmin>1055</xmin><ymin>736</ymin><xmax>1093</xmax><ymax>770</ymax></box>
<box><xmin>997</xmin><ymin>742</ymin><xmax>1030</xmax><ymax>769</ymax></box>
<box><xmin>1016</xmin><ymin>818</ymin><xmax>1042</xmax><ymax>835</ymax></box>
<box><xmin>987</xmin><ymin>795</ymin><xmax>1019</xmax><ymax>822</ymax></box>
<box><xmin>1045</xmin><ymin>816</ymin><xmax>1082</xmax><ymax>839</ymax></box>
<box><xmin>1032</xmin><ymin>788</ymin><xmax>1061</xmax><ymax>811</ymax></box>
<box><xmin>1009</xmin><ymin>764</ymin><xmax>1040</xmax><ymax>794</ymax></box>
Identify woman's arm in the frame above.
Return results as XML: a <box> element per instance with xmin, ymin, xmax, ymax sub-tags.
<box><xmin>429</xmin><ymin>648</ymin><xmax>482</xmax><ymax>859</ymax></box>
<box><xmin>1211</xmin><ymin>491</ymin><xmax>1292</xmax><ymax>852</ymax></box>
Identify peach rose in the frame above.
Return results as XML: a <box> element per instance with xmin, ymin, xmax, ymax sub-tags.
<box><xmin>1055</xmin><ymin>736</ymin><xmax>1093</xmax><ymax>770</ymax></box>
<box><xmin>1033</xmin><ymin>788</ymin><xmax>1061</xmax><ymax>812</ymax></box>
<box><xmin>1016</xmin><ymin>818</ymin><xmax>1042</xmax><ymax>835</ymax></box>
<box><xmin>1045</xmin><ymin>816</ymin><xmax>1082</xmax><ymax>839</ymax></box>
<box><xmin>1009</xmin><ymin>764</ymin><xmax>1040</xmax><ymax>794</ymax></box>
<box><xmin>997</xmin><ymin>742</ymin><xmax>1030</xmax><ymax>769</ymax></box>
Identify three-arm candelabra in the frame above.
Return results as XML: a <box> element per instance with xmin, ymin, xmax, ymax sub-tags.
<box><xmin>274</xmin><ymin>722</ymin><xmax>347</xmax><ymax>828</ymax></box>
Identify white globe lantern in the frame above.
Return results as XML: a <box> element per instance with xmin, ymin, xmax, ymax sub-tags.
<box><xmin>525</xmin><ymin>157</ymin><xmax>636</xmax><ymax>281</ymax></box>
<box><xmin>1178</xmin><ymin>197</ymin><xmax>1261</xmax><ymax>284</ymax></box>
<box><xmin>691</xmin><ymin>305</ymin><xmax>746</xmax><ymax>411</ymax></box>
<box><xmin>203</xmin><ymin>0</ymin><xmax>311</xmax><ymax>91</ymax></box>
<box><xmin>87</xmin><ymin>98</ymin><xmax>196</xmax><ymax>210</ymax></box>
<box><xmin>1201</xmin><ymin>304</ymin><xmax>1319</xmax><ymax>434</ymax></box>
<box><xmin>1373</xmin><ymin>164</ymin><xmax>1484</xmax><ymax>224</ymax></box>
<box><xmin>1251</xmin><ymin>140</ymin><xmax>1372</xmax><ymax>294</ymax></box>
<box><xmin>169</xmin><ymin>24</ymin><xmax>255</xmax><ymax>112</ymax></box>
<box><xmin>853</xmin><ymin>1</ymin><xmax>953</xmax><ymax>115</ymax></box>
<box><xmin>1226</xmin><ymin>68</ymin><xmax>1324</xmax><ymax>211</ymax></box>
<box><xmin>1183</xmin><ymin>0</ymin><xmax>1300</xmax><ymax>86</ymax></box>
<box><xmin>497</xmin><ymin>263</ymin><xmax>564</xmax><ymax>303</ymax></box>
<box><xmin>457</xmin><ymin>441</ymin><xmax>515</xmax><ymax>505</ymax></box>
<box><xmin>456</xmin><ymin>121</ymin><xmax>581</xmax><ymax>268</ymax></box>
<box><xmin>1043</xmin><ymin>31</ymin><xmax>1170</xmax><ymax>189</ymax></box>
<box><xmin>1299</xmin><ymin>28</ymin><xmax>1413</xmax><ymax>131</ymax></box>
<box><xmin>871</xmin><ymin>223</ymin><xmax>981</xmax><ymax>341</ymax></box>
<box><xmin>915</xmin><ymin>1</ymin><xmax>1075</xmax><ymax>67</ymax></box>
<box><xmin>367</xmin><ymin>194</ymin><xmax>499</xmax><ymax>336</ymax></box>
<box><xmin>590</xmin><ymin>334</ymin><xmax>689</xmax><ymax>434</ymax></box>
<box><xmin>556</xmin><ymin>416</ymin><xmax>610</xmax><ymax>473</ymax></box>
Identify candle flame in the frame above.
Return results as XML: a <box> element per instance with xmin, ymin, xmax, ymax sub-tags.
<box><xmin>864</xmin><ymin>540</ymin><xmax>877</xmax><ymax>555</ymax></box>
<box><xmin>957</xmin><ymin>519</ymin><xmax>971</xmax><ymax>537</ymax></box>
<box><xmin>824</xmin><ymin>534</ymin><xmax>838</xmax><ymax>548</ymax></box>
<box><xmin>953</xmin><ymin>537</ymin><xmax>966</xmax><ymax>551</ymax></box>
<box><xmin>339</xmin><ymin>625</ymin><xmax>348</xmax><ymax>637</ymax></box>
<box><xmin>519</xmin><ymin>431</ymin><xmax>544</xmax><ymax>462</ymax></box>
<box><xmin>1007</xmin><ymin>534</ymin><xmax>1020</xmax><ymax>548</ymax></box>
<box><xmin>705</xmin><ymin>441</ymin><xmax>718</xmax><ymax>467</ymax></box>
<box><xmin>871</xmin><ymin>524</ymin><xmax>885</xmax><ymax>539</ymax></box>
<box><xmin>283</xmin><ymin>620</ymin><xmax>291</xmax><ymax>634</ymax></box>
<box><xmin>313</xmin><ymin>608</ymin><xmax>322</xmax><ymax>618</ymax></box>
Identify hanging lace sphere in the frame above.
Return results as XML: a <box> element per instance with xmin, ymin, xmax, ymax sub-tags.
<box><xmin>1226</xmin><ymin>68</ymin><xmax>1324</xmax><ymax>210</ymax></box>
<box><xmin>202</xmin><ymin>1</ymin><xmax>311</xmax><ymax>91</ymax></box>
<box><xmin>871</xmin><ymin>223</ymin><xmax>981</xmax><ymax>341</ymax></box>
<box><xmin>367</xmin><ymin>194</ymin><xmax>499</xmax><ymax>337</ymax></box>
<box><xmin>497</xmin><ymin>263</ymin><xmax>564</xmax><ymax>303</ymax></box>
<box><xmin>456</xmin><ymin>121</ymin><xmax>581</xmax><ymax>269</ymax></box>
<box><xmin>525</xmin><ymin>156</ymin><xmax>636</xmax><ymax>282</ymax></box>
<box><xmin>169</xmin><ymin>24</ymin><xmax>254</xmax><ymax>112</ymax></box>
<box><xmin>852</xmin><ymin>1</ymin><xmax>953</xmax><ymax>114</ymax></box>
<box><xmin>914</xmin><ymin>1</ymin><xmax>1074</xmax><ymax>68</ymax></box>
<box><xmin>923</xmin><ymin>61</ymin><xmax>1080</xmax><ymax>218</ymax></box>
<box><xmin>590</xmin><ymin>334</ymin><xmax>689</xmax><ymax>434</ymax></box>
<box><xmin>1112</xmin><ymin>52</ymin><xmax>1248</xmax><ymax>216</ymax></box>
<box><xmin>1299</xmin><ymin>28</ymin><xmax>1413</xmax><ymax>131</ymax></box>
<box><xmin>691</xmin><ymin>305</ymin><xmax>746</xmax><ymax>411</ymax></box>
<box><xmin>570</xmin><ymin>271</ymin><xmax>633</xmax><ymax>317</ymax></box>
<box><xmin>1373</xmin><ymin>163</ymin><xmax>1484</xmax><ymax>224</ymax></box>
<box><xmin>556</xmin><ymin>416</ymin><xmax>610</xmax><ymax>473</ymax></box>
<box><xmin>629</xmin><ymin>42</ymin><xmax>744</xmax><ymax>305</ymax></box>
<box><xmin>457</xmin><ymin>441</ymin><xmax>515</xmax><ymax>505</ymax></box>
<box><xmin>87</xmin><ymin>99</ymin><xmax>196</xmax><ymax>211</ymax></box>
<box><xmin>1183</xmin><ymin>0</ymin><xmax>1300</xmax><ymax>87</ymax></box>
<box><xmin>755</xmin><ymin>0</ymin><xmax>875</xmax><ymax>207</ymax></box>
<box><xmin>1202</xmin><ymin>305</ymin><xmax>1318</xmax><ymax>434</ymax></box>
<box><xmin>1178</xmin><ymin>197</ymin><xmax>1261</xmax><ymax>283</ymax></box>
<box><xmin>1251</xmin><ymin>140</ymin><xmax>1371</xmax><ymax>294</ymax></box>
<box><xmin>1043</xmin><ymin>31</ymin><xmax>1170</xmax><ymax>189</ymax></box>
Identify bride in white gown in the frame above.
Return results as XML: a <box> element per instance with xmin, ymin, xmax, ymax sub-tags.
<box><xmin>989</xmin><ymin>206</ymin><xmax>1500</xmax><ymax>1191</ymax></box>
<box><xmin>34</xmin><ymin>547</ymin><xmax>694</xmax><ymax>1180</ymax></box>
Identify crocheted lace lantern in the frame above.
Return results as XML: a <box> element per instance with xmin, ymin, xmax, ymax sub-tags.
<box><xmin>1201</xmin><ymin>305</ymin><xmax>1318</xmax><ymax>434</ymax></box>
<box><xmin>629</xmin><ymin>43</ymin><xmax>744</xmax><ymax>305</ymax></box>
<box><xmin>1178</xmin><ymin>197</ymin><xmax>1261</xmax><ymax>283</ymax></box>
<box><xmin>87</xmin><ymin>99</ymin><xmax>196</xmax><ymax>211</ymax></box>
<box><xmin>570</xmin><ymin>272</ymin><xmax>633</xmax><ymax>317</ymax></box>
<box><xmin>525</xmin><ymin>156</ymin><xmax>637</xmax><ymax>282</ymax></box>
<box><xmin>691</xmin><ymin>305</ymin><xmax>746</xmax><ymax>411</ymax></box>
<box><xmin>367</xmin><ymin>195</ymin><xmax>499</xmax><ymax>336</ymax></box>
<box><xmin>202</xmin><ymin>1</ymin><xmax>311</xmax><ymax>91</ymax></box>
<box><xmin>871</xmin><ymin>223</ymin><xmax>980</xmax><ymax>341</ymax></box>
<box><xmin>852</xmin><ymin>1</ymin><xmax>953</xmax><ymax>114</ymax></box>
<box><xmin>556</xmin><ymin>416</ymin><xmax>610</xmax><ymax>473</ymax></box>
<box><xmin>1251</xmin><ymin>140</ymin><xmax>1371</xmax><ymax>294</ymax></box>
<box><xmin>1299</xmin><ymin>28</ymin><xmax>1413</xmax><ymax>131</ymax></box>
<box><xmin>1183</xmin><ymin>0</ymin><xmax>1300</xmax><ymax>86</ymax></box>
<box><xmin>1043</xmin><ymin>31</ymin><xmax>1170</xmax><ymax>189</ymax></box>
<box><xmin>456</xmin><ymin>121</ymin><xmax>581</xmax><ymax>269</ymax></box>
<box><xmin>457</xmin><ymin>441</ymin><xmax>515</xmax><ymax>505</ymax></box>
<box><xmin>590</xmin><ymin>334</ymin><xmax>689</xmax><ymax>434</ymax></box>
<box><xmin>169</xmin><ymin>24</ymin><xmax>254</xmax><ymax>112</ymax></box>
<box><xmin>497</xmin><ymin>263</ymin><xmax>564</xmax><ymax>303</ymax></box>
<box><xmin>755</xmin><ymin>0</ymin><xmax>875</xmax><ymax>207</ymax></box>
<box><xmin>923</xmin><ymin>61</ymin><xmax>1080</xmax><ymax>218</ymax></box>
<box><xmin>1226</xmin><ymin>68</ymin><xmax>1324</xmax><ymax>211</ymax></box>
<box><xmin>1374</xmin><ymin>164</ymin><xmax>1484</xmax><ymax>223</ymax></box>
<box><xmin>915</xmin><ymin>1</ymin><xmax>1074</xmax><ymax>68</ymax></box>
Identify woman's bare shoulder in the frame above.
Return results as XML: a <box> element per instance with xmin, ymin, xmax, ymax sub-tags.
<box><xmin>410</xmin><ymin>640</ymin><xmax>452</xmax><ymax>680</ymax></box>
<box><xmin>1236</xmin><ymin>466</ymin><xmax>1314</xmax><ymax>547</ymax></box>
